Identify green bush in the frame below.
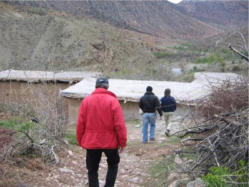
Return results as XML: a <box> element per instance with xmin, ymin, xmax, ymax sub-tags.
<box><xmin>149</xmin><ymin>155</ymin><xmax>175</xmax><ymax>186</ymax></box>
<box><xmin>234</xmin><ymin>160</ymin><xmax>249</xmax><ymax>186</ymax></box>
<box><xmin>153</xmin><ymin>51</ymin><xmax>174</xmax><ymax>58</ymax></box>
<box><xmin>195</xmin><ymin>54</ymin><xmax>215</xmax><ymax>64</ymax></box>
<box><xmin>0</xmin><ymin>119</ymin><xmax>32</xmax><ymax>132</ymax></box>
<box><xmin>202</xmin><ymin>161</ymin><xmax>249</xmax><ymax>187</ymax></box>
<box><xmin>66</xmin><ymin>131</ymin><xmax>78</xmax><ymax>145</ymax></box>
<box><xmin>172</xmin><ymin>45</ymin><xmax>185</xmax><ymax>50</ymax></box>
<box><xmin>202</xmin><ymin>166</ymin><xmax>231</xmax><ymax>187</ymax></box>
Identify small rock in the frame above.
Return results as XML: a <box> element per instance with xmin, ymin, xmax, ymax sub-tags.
<box><xmin>99</xmin><ymin>179</ymin><xmax>104</xmax><ymax>186</ymax></box>
<box><xmin>174</xmin><ymin>154</ymin><xmax>183</xmax><ymax>165</ymax></box>
<box><xmin>168</xmin><ymin>180</ymin><xmax>178</xmax><ymax>187</ymax></box>
<box><xmin>167</xmin><ymin>172</ymin><xmax>179</xmax><ymax>184</ymax></box>
<box><xmin>68</xmin><ymin>150</ymin><xmax>73</xmax><ymax>156</ymax></box>
<box><xmin>187</xmin><ymin>178</ymin><xmax>206</xmax><ymax>187</ymax></box>
<box><xmin>119</xmin><ymin>169</ymin><xmax>126</xmax><ymax>174</ymax></box>
<box><xmin>129</xmin><ymin>177</ymin><xmax>140</xmax><ymax>184</ymax></box>
<box><xmin>72</xmin><ymin>161</ymin><xmax>77</xmax><ymax>165</ymax></box>
<box><xmin>84</xmin><ymin>180</ymin><xmax>88</xmax><ymax>185</ymax></box>
<box><xmin>58</xmin><ymin>167</ymin><xmax>74</xmax><ymax>174</ymax></box>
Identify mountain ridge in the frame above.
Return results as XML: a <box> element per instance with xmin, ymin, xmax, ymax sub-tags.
<box><xmin>5</xmin><ymin>0</ymin><xmax>228</xmax><ymax>40</ymax></box>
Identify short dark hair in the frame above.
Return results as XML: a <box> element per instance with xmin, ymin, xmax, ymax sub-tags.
<box><xmin>146</xmin><ymin>86</ymin><xmax>153</xmax><ymax>92</ymax></box>
<box><xmin>95</xmin><ymin>76</ymin><xmax>109</xmax><ymax>89</ymax></box>
<box><xmin>164</xmin><ymin>88</ymin><xmax>171</xmax><ymax>96</ymax></box>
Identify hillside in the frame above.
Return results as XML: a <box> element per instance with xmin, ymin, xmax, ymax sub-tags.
<box><xmin>178</xmin><ymin>0</ymin><xmax>248</xmax><ymax>29</ymax></box>
<box><xmin>0</xmin><ymin>2</ymin><xmax>167</xmax><ymax>79</ymax></box>
<box><xmin>0</xmin><ymin>1</ymin><xmax>247</xmax><ymax>81</ymax></box>
<box><xmin>7</xmin><ymin>0</ymin><xmax>222</xmax><ymax>40</ymax></box>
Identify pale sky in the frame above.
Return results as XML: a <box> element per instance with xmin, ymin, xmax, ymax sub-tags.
<box><xmin>168</xmin><ymin>0</ymin><xmax>183</xmax><ymax>4</ymax></box>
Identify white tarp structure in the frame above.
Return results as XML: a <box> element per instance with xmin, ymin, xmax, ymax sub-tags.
<box><xmin>61</xmin><ymin>72</ymin><xmax>241</xmax><ymax>103</ymax></box>
<box><xmin>0</xmin><ymin>69</ymin><xmax>100</xmax><ymax>83</ymax></box>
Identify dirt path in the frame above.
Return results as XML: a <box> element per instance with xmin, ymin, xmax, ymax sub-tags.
<box><xmin>28</xmin><ymin>120</ymin><xmax>180</xmax><ymax>187</ymax></box>
<box><xmin>0</xmin><ymin>119</ymin><xmax>181</xmax><ymax>187</ymax></box>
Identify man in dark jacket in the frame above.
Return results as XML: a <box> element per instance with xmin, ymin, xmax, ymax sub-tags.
<box><xmin>139</xmin><ymin>86</ymin><xmax>162</xmax><ymax>144</ymax></box>
<box><xmin>76</xmin><ymin>77</ymin><xmax>127</xmax><ymax>187</ymax></box>
<box><xmin>160</xmin><ymin>88</ymin><xmax>176</xmax><ymax>136</ymax></box>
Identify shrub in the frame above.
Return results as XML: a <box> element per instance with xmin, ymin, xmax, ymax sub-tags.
<box><xmin>153</xmin><ymin>51</ymin><xmax>174</xmax><ymax>58</ymax></box>
<box><xmin>0</xmin><ymin>119</ymin><xmax>32</xmax><ymax>132</ymax></box>
<box><xmin>202</xmin><ymin>166</ymin><xmax>230</xmax><ymax>187</ymax></box>
<box><xmin>197</xmin><ymin>77</ymin><xmax>248</xmax><ymax>117</ymax></box>
<box><xmin>202</xmin><ymin>161</ymin><xmax>249</xmax><ymax>187</ymax></box>
<box><xmin>66</xmin><ymin>130</ymin><xmax>77</xmax><ymax>145</ymax></box>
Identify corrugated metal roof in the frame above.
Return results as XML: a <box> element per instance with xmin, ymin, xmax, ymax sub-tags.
<box><xmin>60</xmin><ymin>72</ymin><xmax>241</xmax><ymax>103</ymax></box>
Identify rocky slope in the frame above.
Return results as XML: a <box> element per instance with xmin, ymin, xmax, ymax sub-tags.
<box><xmin>0</xmin><ymin>1</ymin><xmax>247</xmax><ymax>80</ymax></box>
<box><xmin>6</xmin><ymin>0</ymin><xmax>223</xmax><ymax>40</ymax></box>
<box><xmin>0</xmin><ymin>2</ymin><xmax>158</xmax><ymax>76</ymax></box>
<box><xmin>178</xmin><ymin>0</ymin><xmax>248</xmax><ymax>29</ymax></box>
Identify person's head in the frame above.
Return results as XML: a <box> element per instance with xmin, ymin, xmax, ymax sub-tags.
<box><xmin>164</xmin><ymin>88</ymin><xmax>171</xmax><ymax>96</ymax></box>
<box><xmin>95</xmin><ymin>76</ymin><xmax>109</xmax><ymax>89</ymax></box>
<box><xmin>146</xmin><ymin>86</ymin><xmax>153</xmax><ymax>92</ymax></box>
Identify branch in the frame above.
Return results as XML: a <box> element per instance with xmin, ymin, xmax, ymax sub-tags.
<box><xmin>228</xmin><ymin>44</ymin><xmax>249</xmax><ymax>62</ymax></box>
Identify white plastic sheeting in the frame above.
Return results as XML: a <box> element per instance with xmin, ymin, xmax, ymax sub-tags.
<box><xmin>0</xmin><ymin>69</ymin><xmax>99</xmax><ymax>83</ymax></box>
<box><xmin>60</xmin><ymin>72</ymin><xmax>241</xmax><ymax>103</ymax></box>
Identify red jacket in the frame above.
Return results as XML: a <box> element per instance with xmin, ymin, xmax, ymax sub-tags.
<box><xmin>76</xmin><ymin>88</ymin><xmax>127</xmax><ymax>149</ymax></box>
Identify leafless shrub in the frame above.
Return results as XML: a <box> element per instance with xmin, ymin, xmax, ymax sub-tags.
<box><xmin>0</xmin><ymin>82</ymin><xmax>67</xmax><ymax>164</ymax></box>
<box><xmin>196</xmin><ymin>77</ymin><xmax>248</xmax><ymax>118</ymax></box>
<box><xmin>174</xmin><ymin>77</ymin><xmax>249</xmax><ymax>180</ymax></box>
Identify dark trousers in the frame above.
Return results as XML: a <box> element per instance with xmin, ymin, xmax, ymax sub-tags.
<box><xmin>86</xmin><ymin>149</ymin><xmax>120</xmax><ymax>187</ymax></box>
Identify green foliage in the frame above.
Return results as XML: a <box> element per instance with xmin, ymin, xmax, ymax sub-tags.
<box><xmin>202</xmin><ymin>161</ymin><xmax>249</xmax><ymax>187</ymax></box>
<box><xmin>195</xmin><ymin>54</ymin><xmax>215</xmax><ymax>64</ymax></box>
<box><xmin>234</xmin><ymin>160</ymin><xmax>249</xmax><ymax>186</ymax></box>
<box><xmin>0</xmin><ymin>119</ymin><xmax>32</xmax><ymax>132</ymax></box>
<box><xmin>172</xmin><ymin>45</ymin><xmax>185</xmax><ymax>50</ymax></box>
<box><xmin>149</xmin><ymin>155</ymin><xmax>175</xmax><ymax>186</ymax></box>
<box><xmin>159</xmin><ymin>136</ymin><xmax>181</xmax><ymax>147</ymax></box>
<box><xmin>202</xmin><ymin>166</ymin><xmax>230</xmax><ymax>187</ymax></box>
<box><xmin>66</xmin><ymin>130</ymin><xmax>78</xmax><ymax>145</ymax></box>
<box><xmin>221</xmin><ymin>48</ymin><xmax>233</xmax><ymax>59</ymax></box>
<box><xmin>153</xmin><ymin>51</ymin><xmax>175</xmax><ymax>59</ymax></box>
<box><xmin>27</xmin><ymin>7</ymin><xmax>47</xmax><ymax>16</ymax></box>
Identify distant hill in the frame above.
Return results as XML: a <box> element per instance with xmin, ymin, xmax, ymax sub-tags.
<box><xmin>178</xmin><ymin>0</ymin><xmax>248</xmax><ymax>29</ymax></box>
<box><xmin>6</xmin><ymin>0</ymin><xmax>223</xmax><ymax>40</ymax></box>
<box><xmin>0</xmin><ymin>2</ymin><xmax>157</xmax><ymax>76</ymax></box>
<box><xmin>0</xmin><ymin>1</ymin><xmax>247</xmax><ymax>80</ymax></box>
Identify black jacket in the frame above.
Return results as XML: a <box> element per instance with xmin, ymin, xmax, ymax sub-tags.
<box><xmin>139</xmin><ymin>92</ymin><xmax>162</xmax><ymax>116</ymax></box>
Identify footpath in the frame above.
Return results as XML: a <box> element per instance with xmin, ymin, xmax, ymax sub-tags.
<box><xmin>35</xmin><ymin>119</ymin><xmax>182</xmax><ymax>187</ymax></box>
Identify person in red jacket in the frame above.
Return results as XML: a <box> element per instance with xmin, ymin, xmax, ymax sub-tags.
<box><xmin>76</xmin><ymin>76</ymin><xmax>127</xmax><ymax>187</ymax></box>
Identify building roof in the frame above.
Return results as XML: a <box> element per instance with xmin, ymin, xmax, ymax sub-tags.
<box><xmin>0</xmin><ymin>69</ymin><xmax>99</xmax><ymax>83</ymax></box>
<box><xmin>60</xmin><ymin>72</ymin><xmax>241</xmax><ymax>103</ymax></box>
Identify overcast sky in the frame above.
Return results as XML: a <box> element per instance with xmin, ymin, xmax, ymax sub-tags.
<box><xmin>168</xmin><ymin>0</ymin><xmax>183</xmax><ymax>4</ymax></box>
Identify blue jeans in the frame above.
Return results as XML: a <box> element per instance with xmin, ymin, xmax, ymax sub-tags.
<box><xmin>142</xmin><ymin>113</ymin><xmax>157</xmax><ymax>143</ymax></box>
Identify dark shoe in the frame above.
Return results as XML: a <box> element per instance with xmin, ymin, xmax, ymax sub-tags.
<box><xmin>165</xmin><ymin>130</ymin><xmax>170</xmax><ymax>137</ymax></box>
<box><xmin>143</xmin><ymin>141</ymin><xmax>148</xmax><ymax>144</ymax></box>
<box><xmin>150</xmin><ymin>138</ymin><xmax>155</xmax><ymax>141</ymax></box>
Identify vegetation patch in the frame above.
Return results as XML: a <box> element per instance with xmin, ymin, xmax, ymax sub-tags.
<box><xmin>147</xmin><ymin>155</ymin><xmax>175</xmax><ymax>187</ymax></box>
<box><xmin>158</xmin><ymin>136</ymin><xmax>181</xmax><ymax>147</ymax></box>
<box><xmin>153</xmin><ymin>51</ymin><xmax>176</xmax><ymax>59</ymax></box>
<box><xmin>202</xmin><ymin>160</ymin><xmax>249</xmax><ymax>187</ymax></box>
<box><xmin>0</xmin><ymin>118</ymin><xmax>32</xmax><ymax>132</ymax></box>
<box><xmin>66</xmin><ymin>130</ymin><xmax>77</xmax><ymax>145</ymax></box>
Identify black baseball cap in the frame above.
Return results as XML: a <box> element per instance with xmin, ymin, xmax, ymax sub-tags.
<box><xmin>95</xmin><ymin>77</ymin><xmax>109</xmax><ymax>89</ymax></box>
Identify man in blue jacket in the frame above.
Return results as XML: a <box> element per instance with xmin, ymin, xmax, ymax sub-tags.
<box><xmin>160</xmin><ymin>88</ymin><xmax>176</xmax><ymax>136</ymax></box>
